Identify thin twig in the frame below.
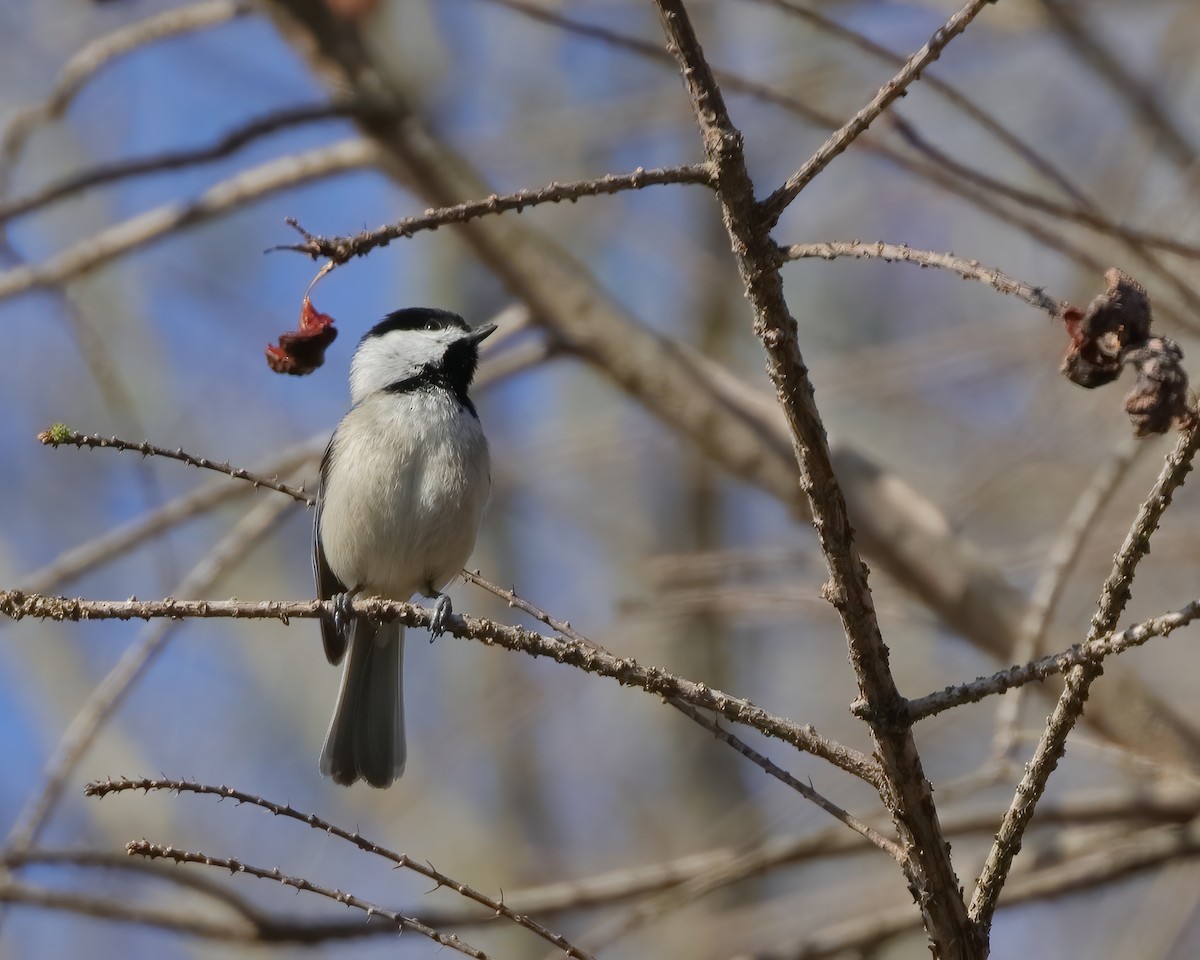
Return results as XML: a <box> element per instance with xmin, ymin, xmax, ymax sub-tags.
<box><xmin>969</xmin><ymin>422</ymin><xmax>1200</xmax><ymax>937</ymax></box>
<box><xmin>282</xmin><ymin>164</ymin><xmax>714</xmax><ymax>263</ymax></box>
<box><xmin>991</xmin><ymin>436</ymin><xmax>1144</xmax><ymax>757</ymax></box>
<box><xmin>886</xmin><ymin>114</ymin><xmax>1200</xmax><ymax>327</ymax></box>
<box><xmin>475</xmin><ymin>0</ymin><xmax>1200</xmax><ymax>269</ymax></box>
<box><xmin>126</xmin><ymin>840</ymin><xmax>496</xmax><ymax>960</ymax></box>
<box><xmin>0</xmin><ymin>0</ymin><xmax>253</xmax><ymax>185</ymax></box>
<box><xmin>0</xmin><ymin>880</ymin><xmax>258</xmax><ymax>942</ymax></box>
<box><xmin>87</xmin><ymin>778</ymin><xmax>592</xmax><ymax>960</ymax></box>
<box><xmin>460</xmin><ymin>571</ymin><xmax>901</xmax><ymax>857</ymax></box>
<box><xmin>0</xmin><ymin>139</ymin><xmax>379</xmax><ymax>301</ymax></box>
<box><xmin>38</xmin><ymin>427</ymin><xmax>315</xmax><ymax>504</ymax></box>
<box><xmin>887</xmin><ymin>113</ymin><xmax>1200</xmax><ymax>263</ymax></box>
<box><xmin>0</xmin><ymin>589</ymin><xmax>882</xmax><ymax>785</ymax></box>
<box><xmin>763</xmin><ymin>819</ymin><xmax>1200</xmax><ymax>960</ymax></box>
<box><xmin>0</xmin><ymin>103</ymin><xmax>373</xmax><ymax>225</ymax></box>
<box><xmin>2</xmin><ymin>848</ymin><xmax>270</xmax><ymax>921</ymax></box>
<box><xmin>4</xmin><ymin>496</ymin><xmax>298</xmax><ymax>854</ymax></box>
<box><xmin>779</xmin><ymin>241</ymin><xmax>1062</xmax><ymax>316</ymax></box>
<box><xmin>900</xmin><ymin>596</ymin><xmax>1200</xmax><ymax>723</ymax></box>
<box><xmin>742</xmin><ymin>0</ymin><xmax>1091</xmax><ymax>208</ymax></box>
<box><xmin>760</xmin><ymin>0</ymin><xmax>997</xmax><ymax>225</ymax></box>
<box><xmin>20</xmin><ymin>438</ymin><xmax>325</xmax><ymax>594</ymax></box>
<box><xmin>1038</xmin><ymin>0</ymin><xmax>1198</xmax><ymax>178</ymax></box>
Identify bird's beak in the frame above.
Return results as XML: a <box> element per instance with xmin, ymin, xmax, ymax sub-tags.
<box><xmin>467</xmin><ymin>322</ymin><xmax>498</xmax><ymax>344</ymax></box>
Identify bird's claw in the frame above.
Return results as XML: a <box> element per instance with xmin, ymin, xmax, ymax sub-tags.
<box><xmin>332</xmin><ymin>591</ymin><xmax>357</xmax><ymax>636</ymax></box>
<box><xmin>429</xmin><ymin>594</ymin><xmax>452</xmax><ymax>641</ymax></box>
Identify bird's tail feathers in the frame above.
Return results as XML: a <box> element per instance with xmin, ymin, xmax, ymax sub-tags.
<box><xmin>320</xmin><ymin>620</ymin><xmax>405</xmax><ymax>787</ymax></box>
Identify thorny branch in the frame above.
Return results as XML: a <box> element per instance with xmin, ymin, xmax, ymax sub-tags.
<box><xmin>969</xmin><ymin>421</ymin><xmax>1200</xmax><ymax>936</ymax></box>
<box><xmin>460</xmin><ymin>572</ymin><xmax>901</xmax><ymax>856</ymax></box>
<box><xmin>38</xmin><ymin>426</ymin><xmax>315</xmax><ymax>504</ymax></box>
<box><xmin>88</xmin><ymin>777</ymin><xmax>594</xmax><ymax>960</ymax></box>
<box><xmin>0</xmin><ymin>590</ymin><xmax>882</xmax><ymax>785</ymax></box>
<box><xmin>281</xmin><ymin>164</ymin><xmax>715</xmax><ymax>263</ymax></box>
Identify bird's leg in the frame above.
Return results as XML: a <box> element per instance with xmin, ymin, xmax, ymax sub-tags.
<box><xmin>427</xmin><ymin>591</ymin><xmax>453</xmax><ymax>641</ymax></box>
<box><xmin>331</xmin><ymin>585</ymin><xmax>363</xmax><ymax>638</ymax></box>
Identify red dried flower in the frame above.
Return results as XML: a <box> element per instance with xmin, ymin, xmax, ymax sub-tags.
<box><xmin>266</xmin><ymin>297</ymin><xmax>338</xmax><ymax>376</ymax></box>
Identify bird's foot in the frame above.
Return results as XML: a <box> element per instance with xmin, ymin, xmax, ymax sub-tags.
<box><xmin>429</xmin><ymin>594</ymin><xmax>453</xmax><ymax>641</ymax></box>
<box><xmin>331</xmin><ymin>591</ymin><xmax>358</xmax><ymax>636</ymax></box>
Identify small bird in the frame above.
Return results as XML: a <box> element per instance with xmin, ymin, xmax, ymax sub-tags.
<box><xmin>313</xmin><ymin>307</ymin><xmax>495</xmax><ymax>787</ymax></box>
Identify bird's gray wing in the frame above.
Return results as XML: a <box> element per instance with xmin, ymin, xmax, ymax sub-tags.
<box><xmin>313</xmin><ymin>435</ymin><xmax>349</xmax><ymax>665</ymax></box>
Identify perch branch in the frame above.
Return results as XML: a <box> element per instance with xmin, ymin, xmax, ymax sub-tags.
<box><xmin>0</xmin><ymin>590</ymin><xmax>882</xmax><ymax>785</ymax></box>
<box><xmin>460</xmin><ymin>571</ymin><xmax>900</xmax><ymax>855</ymax></box>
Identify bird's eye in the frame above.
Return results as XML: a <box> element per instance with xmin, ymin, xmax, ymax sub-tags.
<box><xmin>424</xmin><ymin>320</ymin><xmax>439</xmax><ymax>331</ymax></box>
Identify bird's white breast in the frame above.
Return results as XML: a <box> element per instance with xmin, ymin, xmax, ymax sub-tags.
<box><xmin>319</xmin><ymin>389</ymin><xmax>491</xmax><ymax>599</ymax></box>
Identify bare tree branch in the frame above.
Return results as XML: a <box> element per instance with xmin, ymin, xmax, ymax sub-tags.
<box><xmin>780</xmin><ymin>241</ymin><xmax>1063</xmax><ymax>316</ymax></box>
<box><xmin>743</xmin><ymin>0</ymin><xmax>1090</xmax><ymax>207</ymax></box>
<box><xmin>0</xmin><ymin>103</ymin><xmax>372</xmax><ymax>226</ymax></box>
<box><xmin>5</xmin><ymin>496</ymin><xmax>298</xmax><ymax>854</ymax></box>
<box><xmin>900</xmin><ymin>596</ymin><xmax>1200</xmax><ymax>722</ymax></box>
<box><xmin>87</xmin><ymin>777</ymin><xmax>593</xmax><ymax>960</ymax></box>
<box><xmin>460</xmin><ymin>571</ymin><xmax>901</xmax><ymax>857</ymax></box>
<box><xmin>651</xmin><ymin>2</ymin><xmax>977</xmax><ymax>953</ymax></box>
<box><xmin>1037</xmin><ymin>0</ymin><xmax>1198</xmax><ymax>177</ymax></box>
<box><xmin>19</xmin><ymin>438</ymin><xmax>324</xmax><ymax>594</ymax></box>
<box><xmin>38</xmin><ymin>427</ymin><xmax>315</xmax><ymax>504</ymax></box>
<box><xmin>759</xmin><ymin>0</ymin><xmax>997</xmax><ymax>225</ymax></box>
<box><xmin>0</xmin><ymin>139</ymin><xmax>379</xmax><ymax>301</ymax></box>
<box><xmin>0</xmin><ymin>0</ymin><xmax>254</xmax><ymax>185</ymax></box>
<box><xmin>991</xmin><ymin>436</ymin><xmax>1145</xmax><ymax>756</ymax></box>
<box><xmin>0</xmin><ymin>881</ymin><xmax>261</xmax><ymax>942</ymax></box>
<box><xmin>969</xmin><ymin>421</ymin><xmax>1200</xmax><ymax>935</ymax></box>
<box><xmin>0</xmin><ymin>590</ymin><xmax>882</xmax><ymax>785</ymax></box>
<box><xmin>282</xmin><ymin>164</ymin><xmax>715</xmax><ymax>263</ymax></box>
<box><xmin>127</xmin><ymin>839</ymin><xmax>497</xmax><ymax>959</ymax></box>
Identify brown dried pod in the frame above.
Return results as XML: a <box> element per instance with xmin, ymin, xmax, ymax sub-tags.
<box><xmin>1123</xmin><ymin>338</ymin><xmax>1190</xmax><ymax>436</ymax></box>
<box><xmin>266</xmin><ymin>296</ymin><xmax>338</xmax><ymax>376</ymax></box>
<box><xmin>1060</xmin><ymin>269</ymin><xmax>1151</xmax><ymax>389</ymax></box>
<box><xmin>1060</xmin><ymin>305</ymin><xmax>1122</xmax><ymax>387</ymax></box>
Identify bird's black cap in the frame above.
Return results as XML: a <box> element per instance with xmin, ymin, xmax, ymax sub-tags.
<box><xmin>362</xmin><ymin>308</ymin><xmax>469</xmax><ymax>341</ymax></box>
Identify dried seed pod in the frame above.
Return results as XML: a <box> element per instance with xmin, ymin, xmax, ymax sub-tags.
<box><xmin>1123</xmin><ymin>338</ymin><xmax>1190</xmax><ymax>436</ymax></box>
<box><xmin>1060</xmin><ymin>270</ymin><xmax>1151</xmax><ymax>389</ymax></box>
<box><xmin>266</xmin><ymin>297</ymin><xmax>338</xmax><ymax>375</ymax></box>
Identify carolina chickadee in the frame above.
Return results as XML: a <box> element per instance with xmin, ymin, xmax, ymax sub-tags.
<box><xmin>313</xmin><ymin>308</ymin><xmax>496</xmax><ymax>787</ymax></box>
